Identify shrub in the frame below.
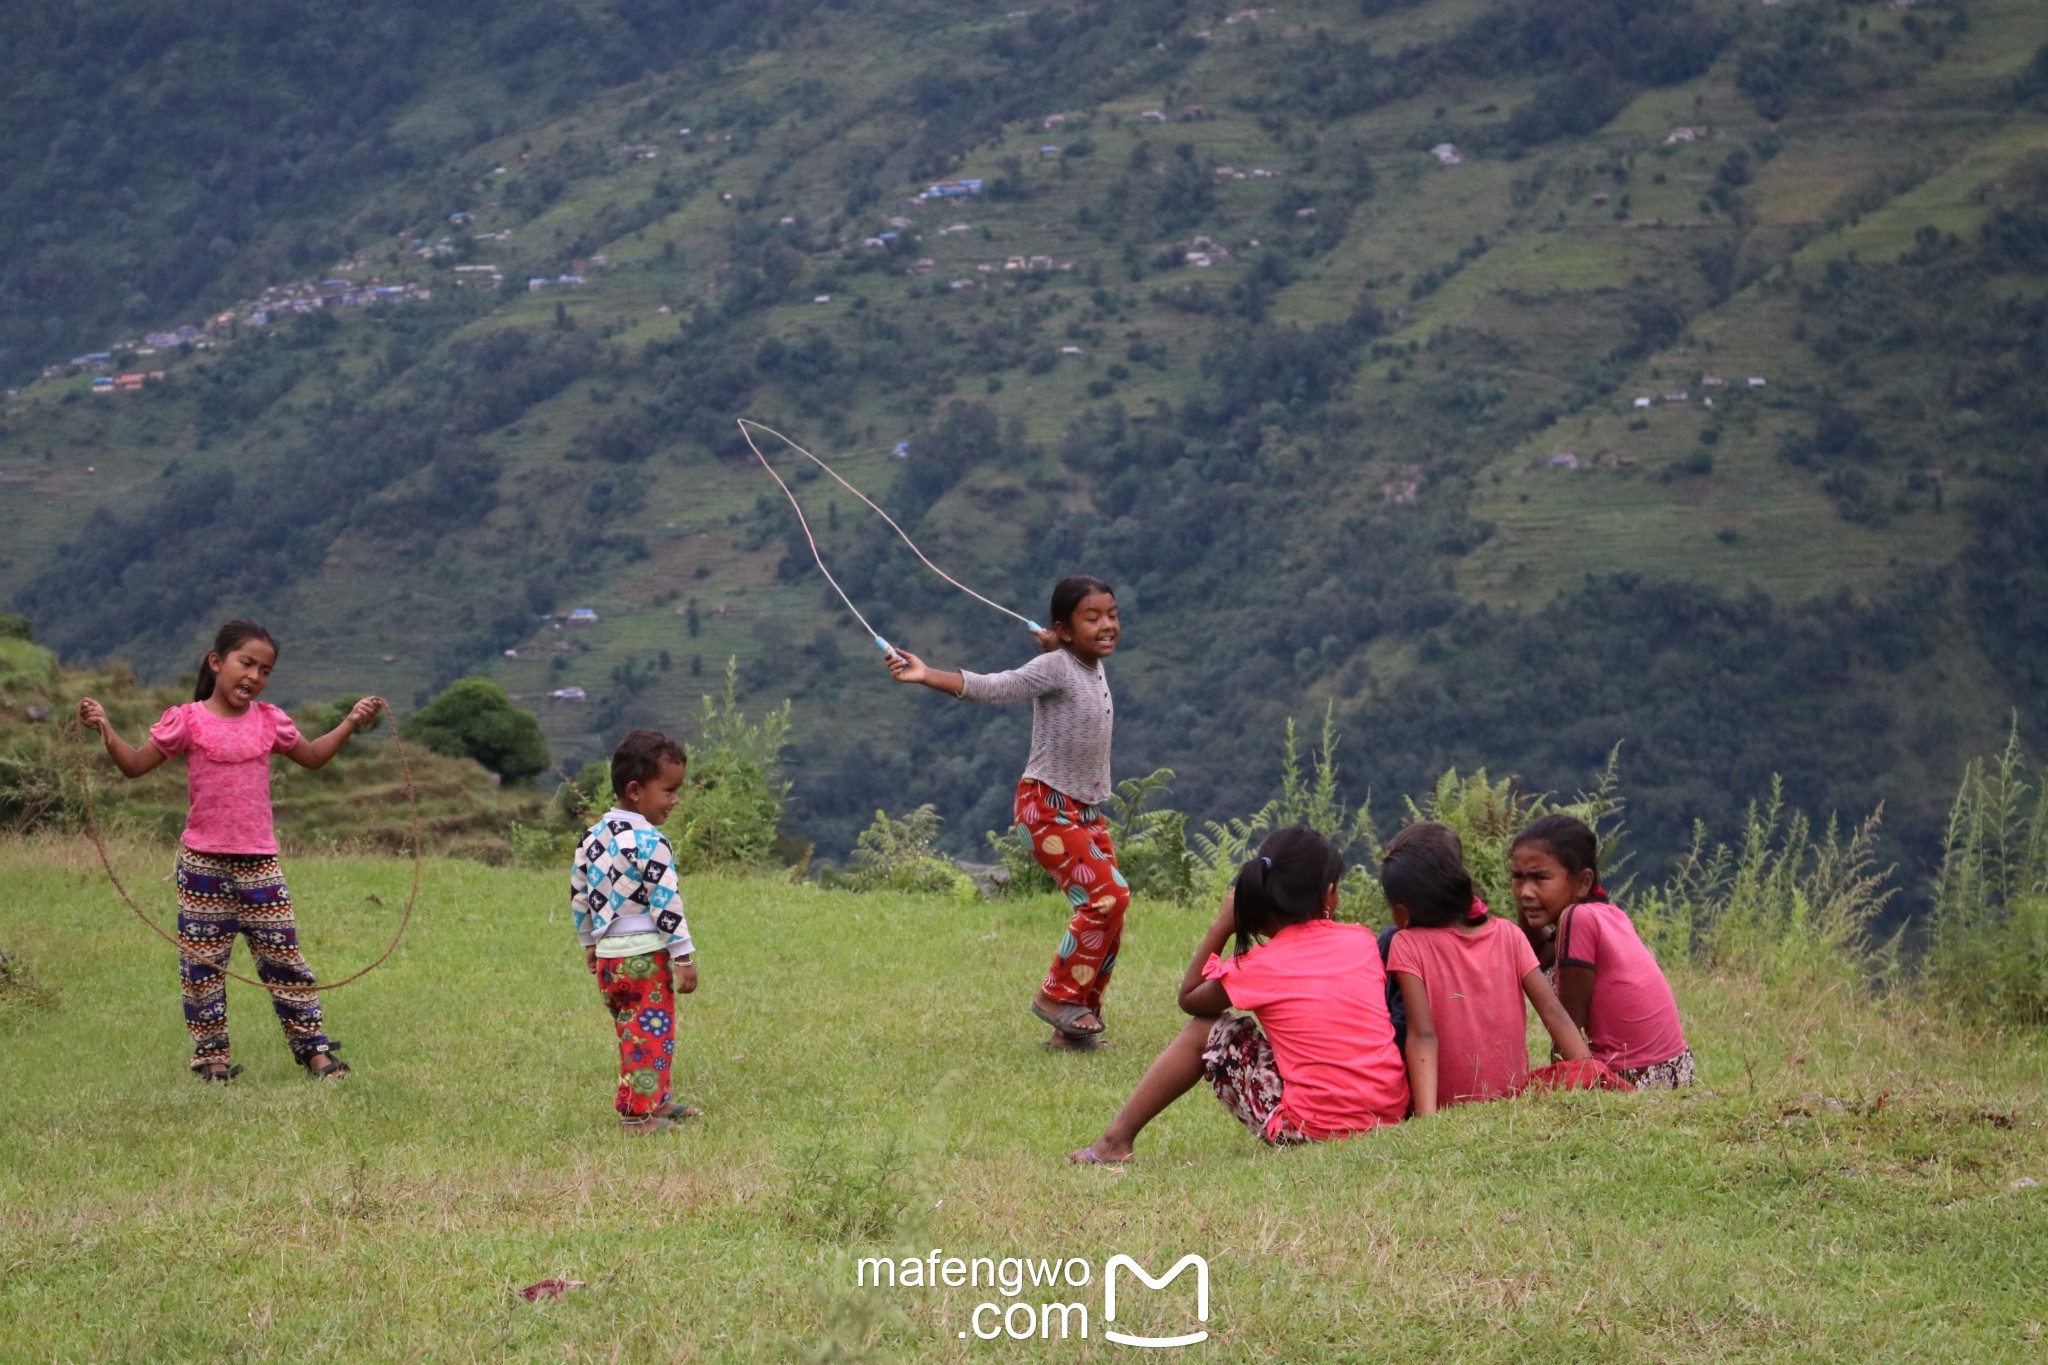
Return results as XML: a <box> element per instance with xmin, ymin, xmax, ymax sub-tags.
<box><xmin>1925</xmin><ymin>722</ymin><xmax>2048</xmax><ymax>1023</ymax></box>
<box><xmin>402</xmin><ymin>678</ymin><xmax>550</xmax><ymax>781</ymax></box>
<box><xmin>830</xmin><ymin>806</ymin><xmax>977</xmax><ymax>897</ymax></box>
<box><xmin>666</xmin><ymin>658</ymin><xmax>791</xmax><ymax>872</ymax></box>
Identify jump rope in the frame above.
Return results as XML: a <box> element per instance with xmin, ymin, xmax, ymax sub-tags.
<box><xmin>737</xmin><ymin>418</ymin><xmax>1043</xmax><ymax>657</ymax></box>
<box><xmin>73</xmin><ymin>419</ymin><xmax>1013</xmax><ymax>987</ymax></box>
<box><xmin>70</xmin><ymin>712</ymin><xmax>423</xmax><ymax>995</ymax></box>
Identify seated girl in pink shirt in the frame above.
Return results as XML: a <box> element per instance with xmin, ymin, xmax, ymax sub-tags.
<box><xmin>1379</xmin><ymin>822</ymin><xmax>1587</xmax><ymax>1114</ymax></box>
<box><xmin>1069</xmin><ymin>826</ymin><xmax>1408</xmax><ymax>1164</ymax></box>
<box><xmin>79</xmin><ymin>619</ymin><xmax>384</xmax><ymax>1083</ymax></box>
<box><xmin>1511</xmin><ymin>815</ymin><xmax>1695</xmax><ymax>1089</ymax></box>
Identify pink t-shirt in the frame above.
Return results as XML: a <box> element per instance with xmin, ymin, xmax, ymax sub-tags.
<box><xmin>1555</xmin><ymin>901</ymin><xmax>1686</xmax><ymax>1071</ymax></box>
<box><xmin>1387</xmin><ymin>916</ymin><xmax>1542</xmax><ymax>1105</ymax></box>
<box><xmin>1202</xmin><ymin>918</ymin><xmax>1409</xmax><ymax>1138</ymax></box>
<box><xmin>148</xmin><ymin>701</ymin><xmax>303</xmax><ymax>855</ymax></box>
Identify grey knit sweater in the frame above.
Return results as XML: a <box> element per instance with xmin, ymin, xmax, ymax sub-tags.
<box><xmin>959</xmin><ymin>648</ymin><xmax>1114</xmax><ymax>805</ymax></box>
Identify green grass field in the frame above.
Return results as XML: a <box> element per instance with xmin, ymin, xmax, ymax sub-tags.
<box><xmin>3</xmin><ymin>837</ymin><xmax>2045</xmax><ymax>1360</ymax></box>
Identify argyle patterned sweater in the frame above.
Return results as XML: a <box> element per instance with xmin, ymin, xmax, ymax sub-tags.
<box><xmin>569</xmin><ymin>808</ymin><xmax>693</xmax><ymax>958</ymax></box>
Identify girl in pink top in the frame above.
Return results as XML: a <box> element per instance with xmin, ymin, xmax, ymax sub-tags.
<box><xmin>79</xmin><ymin>619</ymin><xmax>384</xmax><ymax>1082</ymax></box>
<box><xmin>1379</xmin><ymin>823</ymin><xmax>1587</xmax><ymax>1113</ymax></box>
<box><xmin>1511</xmin><ymin>815</ymin><xmax>1694</xmax><ymax>1089</ymax></box>
<box><xmin>1069</xmin><ymin>826</ymin><xmax>1408</xmax><ymax>1164</ymax></box>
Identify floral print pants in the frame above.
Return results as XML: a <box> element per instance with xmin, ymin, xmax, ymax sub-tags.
<box><xmin>598</xmin><ymin>952</ymin><xmax>676</xmax><ymax>1120</ymax></box>
<box><xmin>175</xmin><ymin>848</ymin><xmax>329</xmax><ymax>1069</ymax></box>
<box><xmin>1014</xmin><ymin>779</ymin><xmax>1131</xmax><ymax>1014</ymax></box>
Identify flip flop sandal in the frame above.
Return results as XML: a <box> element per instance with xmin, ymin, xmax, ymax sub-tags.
<box><xmin>653</xmin><ymin>1100</ymin><xmax>704</xmax><ymax>1120</ymax></box>
<box><xmin>1067</xmin><ymin>1146</ymin><xmax>1128</xmax><ymax>1166</ymax></box>
<box><xmin>1031</xmin><ymin>999</ymin><xmax>1105</xmax><ymax>1039</ymax></box>
<box><xmin>621</xmin><ymin>1115</ymin><xmax>687</xmax><ymax>1135</ymax></box>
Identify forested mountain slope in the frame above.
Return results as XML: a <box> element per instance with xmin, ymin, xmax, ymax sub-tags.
<box><xmin>2</xmin><ymin>0</ymin><xmax>2044</xmax><ymax>893</ymax></box>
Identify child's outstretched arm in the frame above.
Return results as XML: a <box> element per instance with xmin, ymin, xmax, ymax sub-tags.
<box><xmin>1523</xmin><ymin>970</ymin><xmax>1590</xmax><ymax>1062</ymax></box>
<box><xmin>77</xmin><ymin>698</ymin><xmax>167</xmax><ymax>778</ymax></box>
<box><xmin>1175</xmin><ymin>891</ymin><xmax>1236</xmax><ymax>1017</ymax></box>
<box><xmin>282</xmin><ymin>696</ymin><xmax>386</xmax><ymax>769</ymax></box>
<box><xmin>885</xmin><ymin>649</ymin><xmax>966</xmax><ymax>697</ymax></box>
<box><xmin>1393</xmin><ymin>972</ymin><xmax>1438</xmax><ymax>1117</ymax></box>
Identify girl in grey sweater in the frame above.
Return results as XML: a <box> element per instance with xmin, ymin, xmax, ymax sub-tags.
<box><xmin>888</xmin><ymin>577</ymin><xmax>1128</xmax><ymax>1045</ymax></box>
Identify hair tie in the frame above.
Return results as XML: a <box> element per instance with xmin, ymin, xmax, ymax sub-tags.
<box><xmin>1260</xmin><ymin>856</ymin><xmax>1272</xmax><ymax>870</ymax></box>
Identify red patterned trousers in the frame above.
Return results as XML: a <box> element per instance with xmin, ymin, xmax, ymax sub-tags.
<box><xmin>1013</xmin><ymin>779</ymin><xmax>1131</xmax><ymax>1013</ymax></box>
<box><xmin>597</xmin><ymin>953</ymin><xmax>677</xmax><ymax>1119</ymax></box>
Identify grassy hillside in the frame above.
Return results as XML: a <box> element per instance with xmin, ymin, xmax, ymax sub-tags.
<box><xmin>2</xmin><ymin>841</ymin><xmax>2045</xmax><ymax>1358</ymax></box>
<box><xmin>2</xmin><ymin>0</ymin><xmax>2046</xmax><ymax>879</ymax></box>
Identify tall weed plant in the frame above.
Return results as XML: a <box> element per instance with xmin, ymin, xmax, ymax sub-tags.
<box><xmin>1634</xmin><ymin>779</ymin><xmax>1898</xmax><ymax>993</ymax></box>
<box><xmin>667</xmin><ymin>659</ymin><xmax>791</xmax><ymax>872</ymax></box>
<box><xmin>1926</xmin><ymin>721</ymin><xmax>2048</xmax><ymax>1023</ymax></box>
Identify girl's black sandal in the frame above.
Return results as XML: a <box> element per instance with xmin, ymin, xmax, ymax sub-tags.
<box><xmin>196</xmin><ymin>1063</ymin><xmax>243</xmax><ymax>1084</ymax></box>
<box><xmin>300</xmin><ymin>1042</ymin><xmax>349</xmax><ymax>1079</ymax></box>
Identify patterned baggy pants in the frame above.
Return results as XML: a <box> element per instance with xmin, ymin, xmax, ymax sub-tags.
<box><xmin>1014</xmin><ymin>779</ymin><xmax>1132</xmax><ymax>1014</ymax></box>
<box><xmin>175</xmin><ymin>848</ymin><xmax>329</xmax><ymax>1069</ymax></box>
<box><xmin>598</xmin><ymin>953</ymin><xmax>676</xmax><ymax>1120</ymax></box>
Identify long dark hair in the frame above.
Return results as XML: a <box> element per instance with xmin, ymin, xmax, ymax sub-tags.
<box><xmin>1233</xmin><ymin>824</ymin><xmax>1343</xmax><ymax>955</ymax></box>
<box><xmin>1512</xmin><ymin>814</ymin><xmax>1607</xmax><ymax>902</ymax></box>
<box><xmin>1380</xmin><ymin>838</ymin><xmax>1476</xmax><ymax>929</ymax></box>
<box><xmin>1049</xmin><ymin>575</ymin><xmax>1113</xmax><ymax>628</ymax></box>
<box><xmin>194</xmin><ymin>619</ymin><xmax>278</xmax><ymax>702</ymax></box>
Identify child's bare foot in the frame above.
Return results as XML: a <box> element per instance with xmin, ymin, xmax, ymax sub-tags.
<box><xmin>653</xmin><ymin>1098</ymin><xmax>703</xmax><ymax>1120</ymax></box>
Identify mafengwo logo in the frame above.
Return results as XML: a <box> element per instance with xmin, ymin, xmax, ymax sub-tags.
<box><xmin>1103</xmin><ymin>1254</ymin><xmax>1209</xmax><ymax>1348</ymax></box>
<box><xmin>855</xmin><ymin>1249</ymin><xmax>1210</xmax><ymax>1346</ymax></box>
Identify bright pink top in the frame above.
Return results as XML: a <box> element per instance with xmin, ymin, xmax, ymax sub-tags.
<box><xmin>1387</xmin><ymin>915</ymin><xmax>1542</xmax><ymax>1105</ymax></box>
<box><xmin>1203</xmin><ymin>918</ymin><xmax>1409</xmax><ymax>1138</ymax></box>
<box><xmin>1555</xmin><ymin>901</ymin><xmax>1686</xmax><ymax>1071</ymax></box>
<box><xmin>148</xmin><ymin>701</ymin><xmax>303</xmax><ymax>855</ymax></box>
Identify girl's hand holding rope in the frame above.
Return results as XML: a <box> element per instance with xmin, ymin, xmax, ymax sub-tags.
<box><xmin>343</xmin><ymin>696</ymin><xmax>387</xmax><ymax>731</ymax></box>
<box><xmin>885</xmin><ymin>648</ymin><xmax>966</xmax><ymax>697</ymax></box>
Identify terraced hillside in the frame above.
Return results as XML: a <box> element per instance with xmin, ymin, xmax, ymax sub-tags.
<box><xmin>2</xmin><ymin>0</ymin><xmax>2044</xmax><ymax>882</ymax></box>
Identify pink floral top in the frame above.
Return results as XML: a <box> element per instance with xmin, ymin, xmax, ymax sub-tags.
<box><xmin>148</xmin><ymin>701</ymin><xmax>303</xmax><ymax>855</ymax></box>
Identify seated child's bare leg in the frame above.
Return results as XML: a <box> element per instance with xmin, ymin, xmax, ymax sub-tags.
<box><xmin>1071</xmin><ymin>1016</ymin><xmax>1214</xmax><ymax>1162</ymax></box>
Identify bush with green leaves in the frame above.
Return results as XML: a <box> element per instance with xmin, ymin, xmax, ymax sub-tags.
<box><xmin>665</xmin><ymin>658</ymin><xmax>791</xmax><ymax>873</ymax></box>
<box><xmin>830</xmin><ymin>805</ymin><xmax>977</xmax><ymax>897</ymax></box>
<box><xmin>1925</xmin><ymin>722</ymin><xmax>2048</xmax><ymax>1023</ymax></box>
<box><xmin>402</xmin><ymin>677</ymin><xmax>549</xmax><ymax>782</ymax></box>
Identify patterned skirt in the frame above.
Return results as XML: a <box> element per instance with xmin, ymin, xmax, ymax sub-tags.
<box><xmin>1615</xmin><ymin>1045</ymin><xmax>1696</xmax><ymax>1090</ymax></box>
<box><xmin>1201</xmin><ymin>1014</ymin><xmax>1313</xmax><ymax>1145</ymax></box>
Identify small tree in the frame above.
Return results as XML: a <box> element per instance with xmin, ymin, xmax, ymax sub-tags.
<box><xmin>402</xmin><ymin>677</ymin><xmax>550</xmax><ymax>781</ymax></box>
<box><xmin>666</xmin><ymin>658</ymin><xmax>791</xmax><ymax>871</ymax></box>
